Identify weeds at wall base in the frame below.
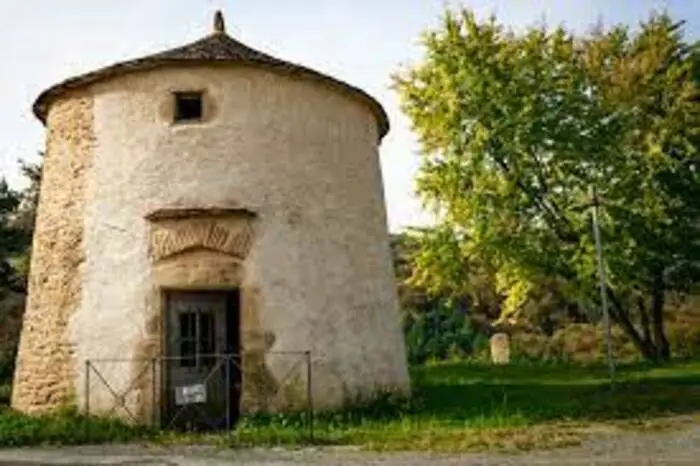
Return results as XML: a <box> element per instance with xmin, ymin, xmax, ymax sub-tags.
<box><xmin>0</xmin><ymin>406</ymin><xmax>156</xmax><ymax>447</ymax></box>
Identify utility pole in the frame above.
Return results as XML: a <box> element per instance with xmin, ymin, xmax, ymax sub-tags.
<box><xmin>590</xmin><ymin>185</ymin><xmax>616</xmax><ymax>385</ymax></box>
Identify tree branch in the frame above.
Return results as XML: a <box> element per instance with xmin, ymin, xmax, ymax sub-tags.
<box><xmin>490</xmin><ymin>151</ymin><xmax>579</xmax><ymax>244</ymax></box>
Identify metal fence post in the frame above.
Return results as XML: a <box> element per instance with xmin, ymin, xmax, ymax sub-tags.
<box><xmin>225</xmin><ymin>354</ymin><xmax>231</xmax><ymax>431</ymax></box>
<box><xmin>306</xmin><ymin>350</ymin><xmax>313</xmax><ymax>443</ymax></box>
<box><xmin>151</xmin><ymin>358</ymin><xmax>157</xmax><ymax>427</ymax></box>
<box><xmin>590</xmin><ymin>185</ymin><xmax>616</xmax><ymax>387</ymax></box>
<box><xmin>84</xmin><ymin>360</ymin><xmax>91</xmax><ymax>416</ymax></box>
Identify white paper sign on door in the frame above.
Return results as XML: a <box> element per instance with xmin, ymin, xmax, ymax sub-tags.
<box><xmin>175</xmin><ymin>383</ymin><xmax>207</xmax><ymax>405</ymax></box>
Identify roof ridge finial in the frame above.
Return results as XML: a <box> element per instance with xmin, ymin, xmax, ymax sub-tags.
<box><xmin>213</xmin><ymin>10</ymin><xmax>226</xmax><ymax>34</ymax></box>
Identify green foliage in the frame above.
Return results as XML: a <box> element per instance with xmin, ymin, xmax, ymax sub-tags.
<box><xmin>0</xmin><ymin>291</ymin><xmax>24</xmax><ymax>382</ymax></box>
<box><xmin>10</xmin><ymin>155</ymin><xmax>42</xmax><ymax>282</ymax></box>
<box><xmin>0</xmin><ymin>154</ymin><xmax>43</xmax><ymax>384</ymax></box>
<box><xmin>0</xmin><ymin>178</ymin><xmax>28</xmax><ymax>384</ymax></box>
<box><xmin>509</xmin><ymin>323</ymin><xmax>639</xmax><ymax>364</ymax></box>
<box><xmin>0</xmin><ymin>180</ymin><xmax>24</xmax><ymax>291</ymax></box>
<box><xmin>403</xmin><ymin>299</ymin><xmax>480</xmax><ymax>364</ymax></box>
<box><xmin>392</xmin><ymin>7</ymin><xmax>700</xmax><ymax>360</ymax></box>
<box><xmin>0</xmin><ymin>407</ymin><xmax>154</xmax><ymax>447</ymax></box>
<box><xmin>391</xmin><ymin>231</ymin><xmax>490</xmax><ymax>364</ymax></box>
<box><xmin>500</xmin><ymin>300</ymin><xmax>700</xmax><ymax>363</ymax></box>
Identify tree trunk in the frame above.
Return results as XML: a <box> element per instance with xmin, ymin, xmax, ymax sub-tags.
<box><xmin>606</xmin><ymin>287</ymin><xmax>657</xmax><ymax>360</ymax></box>
<box><xmin>637</xmin><ymin>295</ymin><xmax>653</xmax><ymax>347</ymax></box>
<box><xmin>651</xmin><ymin>272</ymin><xmax>671</xmax><ymax>361</ymax></box>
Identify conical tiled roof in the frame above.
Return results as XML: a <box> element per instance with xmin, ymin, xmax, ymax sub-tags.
<box><xmin>33</xmin><ymin>11</ymin><xmax>390</xmax><ymax>139</ymax></box>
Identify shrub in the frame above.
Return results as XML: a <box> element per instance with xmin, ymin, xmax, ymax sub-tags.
<box><xmin>403</xmin><ymin>299</ymin><xmax>481</xmax><ymax>364</ymax></box>
<box><xmin>667</xmin><ymin>318</ymin><xmax>700</xmax><ymax>359</ymax></box>
<box><xmin>510</xmin><ymin>332</ymin><xmax>551</xmax><ymax>361</ymax></box>
<box><xmin>508</xmin><ymin>314</ymin><xmax>700</xmax><ymax>364</ymax></box>
<box><xmin>0</xmin><ymin>407</ymin><xmax>154</xmax><ymax>447</ymax></box>
<box><xmin>0</xmin><ymin>291</ymin><xmax>24</xmax><ymax>383</ymax></box>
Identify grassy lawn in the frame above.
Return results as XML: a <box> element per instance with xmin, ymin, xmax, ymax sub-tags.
<box><xmin>230</xmin><ymin>359</ymin><xmax>700</xmax><ymax>452</ymax></box>
<box><xmin>0</xmin><ymin>359</ymin><xmax>699</xmax><ymax>452</ymax></box>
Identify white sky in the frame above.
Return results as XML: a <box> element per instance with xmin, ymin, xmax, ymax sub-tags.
<box><xmin>0</xmin><ymin>0</ymin><xmax>692</xmax><ymax>232</ymax></box>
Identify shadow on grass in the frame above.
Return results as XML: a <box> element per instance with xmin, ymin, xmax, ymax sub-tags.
<box><xmin>409</xmin><ymin>360</ymin><xmax>700</xmax><ymax>425</ymax></box>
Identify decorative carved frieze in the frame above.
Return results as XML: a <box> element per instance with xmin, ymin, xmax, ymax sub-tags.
<box><xmin>147</xmin><ymin>214</ymin><xmax>254</xmax><ymax>262</ymax></box>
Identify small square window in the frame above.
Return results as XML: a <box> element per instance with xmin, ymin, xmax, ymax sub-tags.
<box><xmin>177</xmin><ymin>310</ymin><xmax>216</xmax><ymax>368</ymax></box>
<box><xmin>173</xmin><ymin>91</ymin><xmax>203</xmax><ymax>122</ymax></box>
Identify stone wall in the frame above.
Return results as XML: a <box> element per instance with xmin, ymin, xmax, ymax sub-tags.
<box><xmin>11</xmin><ymin>94</ymin><xmax>95</xmax><ymax>413</ymax></box>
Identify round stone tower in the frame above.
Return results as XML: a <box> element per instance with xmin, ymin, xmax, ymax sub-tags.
<box><xmin>12</xmin><ymin>11</ymin><xmax>409</xmax><ymax>424</ymax></box>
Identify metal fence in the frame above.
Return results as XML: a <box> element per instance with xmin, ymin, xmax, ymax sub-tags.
<box><xmin>85</xmin><ymin>350</ymin><xmax>313</xmax><ymax>438</ymax></box>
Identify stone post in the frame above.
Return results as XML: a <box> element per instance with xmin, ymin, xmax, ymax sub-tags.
<box><xmin>489</xmin><ymin>332</ymin><xmax>511</xmax><ymax>365</ymax></box>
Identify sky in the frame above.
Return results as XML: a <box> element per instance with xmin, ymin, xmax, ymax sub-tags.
<box><xmin>0</xmin><ymin>0</ymin><xmax>697</xmax><ymax>233</ymax></box>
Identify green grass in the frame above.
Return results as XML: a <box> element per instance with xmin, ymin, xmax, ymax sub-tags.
<box><xmin>0</xmin><ymin>359</ymin><xmax>699</xmax><ymax>452</ymax></box>
<box><xmin>411</xmin><ymin>359</ymin><xmax>700</xmax><ymax>423</ymax></box>
<box><xmin>0</xmin><ymin>406</ymin><xmax>156</xmax><ymax>447</ymax></box>
<box><xmin>221</xmin><ymin>359</ymin><xmax>700</xmax><ymax>452</ymax></box>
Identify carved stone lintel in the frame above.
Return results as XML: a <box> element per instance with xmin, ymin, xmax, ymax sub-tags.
<box><xmin>147</xmin><ymin>210</ymin><xmax>255</xmax><ymax>262</ymax></box>
<box><xmin>144</xmin><ymin>207</ymin><xmax>255</xmax><ymax>222</ymax></box>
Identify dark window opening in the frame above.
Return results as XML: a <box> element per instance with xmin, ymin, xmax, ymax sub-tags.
<box><xmin>199</xmin><ymin>312</ymin><xmax>216</xmax><ymax>366</ymax></box>
<box><xmin>179</xmin><ymin>312</ymin><xmax>196</xmax><ymax>339</ymax></box>
<box><xmin>200</xmin><ymin>313</ymin><xmax>215</xmax><ymax>354</ymax></box>
<box><xmin>178</xmin><ymin>309</ymin><xmax>215</xmax><ymax>367</ymax></box>
<box><xmin>173</xmin><ymin>92</ymin><xmax>203</xmax><ymax>122</ymax></box>
<box><xmin>178</xmin><ymin>312</ymin><xmax>197</xmax><ymax>367</ymax></box>
<box><xmin>179</xmin><ymin>341</ymin><xmax>196</xmax><ymax>367</ymax></box>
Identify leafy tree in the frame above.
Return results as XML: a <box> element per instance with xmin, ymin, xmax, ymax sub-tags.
<box><xmin>402</xmin><ymin>298</ymin><xmax>480</xmax><ymax>364</ymax></box>
<box><xmin>393</xmin><ymin>9</ymin><xmax>700</xmax><ymax>361</ymax></box>
<box><xmin>15</xmin><ymin>155</ymin><xmax>42</xmax><ymax>237</ymax></box>
<box><xmin>0</xmin><ymin>153</ymin><xmax>42</xmax><ymax>380</ymax></box>
<box><xmin>0</xmin><ymin>179</ymin><xmax>24</xmax><ymax>292</ymax></box>
<box><xmin>391</xmin><ymin>232</ymin><xmax>486</xmax><ymax>362</ymax></box>
<box><xmin>12</xmin><ymin>153</ymin><xmax>43</xmax><ymax>283</ymax></box>
<box><xmin>0</xmin><ymin>177</ymin><xmax>26</xmax><ymax>380</ymax></box>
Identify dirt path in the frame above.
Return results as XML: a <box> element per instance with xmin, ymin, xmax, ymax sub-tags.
<box><xmin>0</xmin><ymin>423</ymin><xmax>698</xmax><ymax>465</ymax></box>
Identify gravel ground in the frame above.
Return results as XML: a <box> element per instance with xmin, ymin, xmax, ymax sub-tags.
<box><xmin>0</xmin><ymin>424</ymin><xmax>698</xmax><ymax>465</ymax></box>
